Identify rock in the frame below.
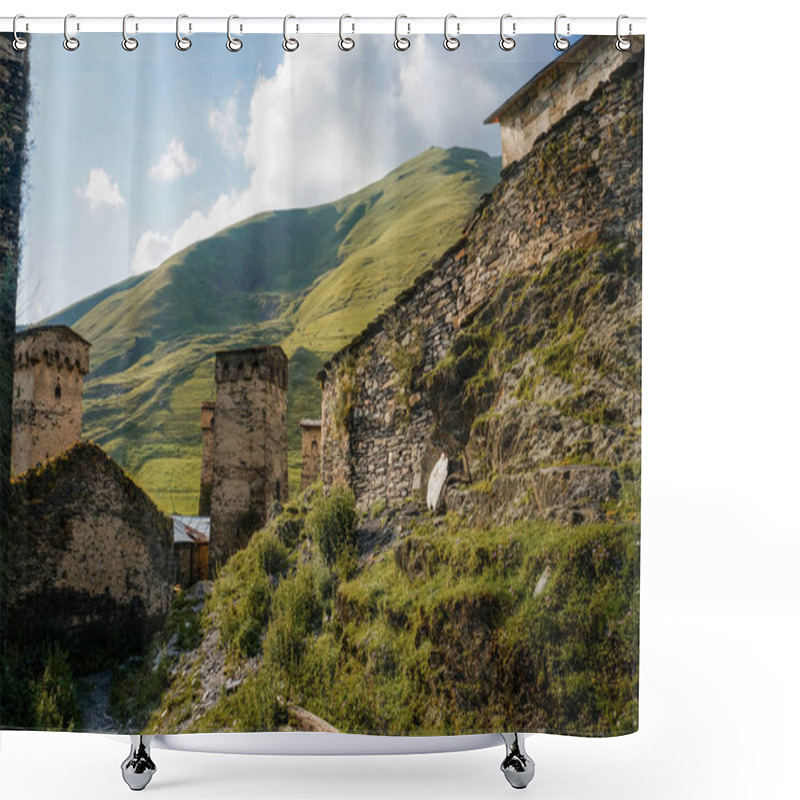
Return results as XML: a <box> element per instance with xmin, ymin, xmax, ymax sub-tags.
<box><xmin>224</xmin><ymin>679</ymin><xmax>242</xmax><ymax>694</ymax></box>
<box><xmin>534</xmin><ymin>565</ymin><xmax>552</xmax><ymax>597</ymax></box>
<box><xmin>427</xmin><ymin>453</ymin><xmax>448</xmax><ymax>512</ymax></box>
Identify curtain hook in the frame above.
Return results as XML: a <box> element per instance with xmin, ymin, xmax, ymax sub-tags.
<box><xmin>122</xmin><ymin>14</ymin><xmax>138</xmax><ymax>51</ymax></box>
<box><xmin>282</xmin><ymin>15</ymin><xmax>299</xmax><ymax>52</ymax></box>
<box><xmin>554</xmin><ymin>14</ymin><xmax>570</xmax><ymax>51</ymax></box>
<box><xmin>394</xmin><ymin>14</ymin><xmax>410</xmax><ymax>51</ymax></box>
<box><xmin>499</xmin><ymin>14</ymin><xmax>516</xmax><ymax>51</ymax></box>
<box><xmin>227</xmin><ymin>15</ymin><xmax>243</xmax><ymax>51</ymax></box>
<box><xmin>63</xmin><ymin>13</ymin><xmax>80</xmax><ymax>51</ymax></box>
<box><xmin>339</xmin><ymin>14</ymin><xmax>355</xmax><ymax>51</ymax></box>
<box><xmin>12</xmin><ymin>14</ymin><xmax>29</xmax><ymax>51</ymax></box>
<box><xmin>176</xmin><ymin>13</ymin><xmax>192</xmax><ymax>51</ymax></box>
<box><xmin>443</xmin><ymin>14</ymin><xmax>460</xmax><ymax>51</ymax></box>
<box><xmin>616</xmin><ymin>15</ymin><xmax>632</xmax><ymax>51</ymax></box>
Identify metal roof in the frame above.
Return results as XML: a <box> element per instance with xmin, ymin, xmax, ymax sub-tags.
<box><xmin>299</xmin><ymin>418</ymin><xmax>322</xmax><ymax>428</ymax></box>
<box><xmin>173</xmin><ymin>515</ymin><xmax>210</xmax><ymax>545</ymax></box>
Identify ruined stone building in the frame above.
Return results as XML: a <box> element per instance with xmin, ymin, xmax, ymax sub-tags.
<box><xmin>299</xmin><ymin>418</ymin><xmax>322</xmax><ymax>489</ymax></box>
<box><xmin>11</xmin><ymin>325</ymin><xmax>90</xmax><ymax>476</ymax></box>
<box><xmin>209</xmin><ymin>346</ymin><xmax>288</xmax><ymax>572</ymax></box>
<box><xmin>318</xmin><ymin>36</ymin><xmax>643</xmax><ymax>522</ymax></box>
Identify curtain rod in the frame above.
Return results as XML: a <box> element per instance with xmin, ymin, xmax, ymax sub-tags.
<box><xmin>1</xmin><ymin>16</ymin><xmax>646</xmax><ymax>36</ymax></box>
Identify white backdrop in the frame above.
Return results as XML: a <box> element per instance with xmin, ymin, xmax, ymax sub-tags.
<box><xmin>2</xmin><ymin>1</ymin><xmax>798</xmax><ymax>799</ymax></box>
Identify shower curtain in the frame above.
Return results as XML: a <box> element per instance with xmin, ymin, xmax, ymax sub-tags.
<box><xmin>0</xmin><ymin>27</ymin><xmax>642</xmax><ymax>738</ymax></box>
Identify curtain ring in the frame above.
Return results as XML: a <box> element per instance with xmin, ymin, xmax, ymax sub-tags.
<box><xmin>499</xmin><ymin>14</ymin><xmax>516</xmax><ymax>51</ymax></box>
<box><xmin>616</xmin><ymin>15</ymin><xmax>632</xmax><ymax>51</ymax></box>
<box><xmin>394</xmin><ymin>14</ymin><xmax>410</xmax><ymax>51</ymax></box>
<box><xmin>176</xmin><ymin>14</ymin><xmax>192</xmax><ymax>51</ymax></box>
<box><xmin>443</xmin><ymin>14</ymin><xmax>460</xmax><ymax>51</ymax></box>
<box><xmin>63</xmin><ymin>13</ymin><xmax>80</xmax><ymax>51</ymax></box>
<box><xmin>12</xmin><ymin>15</ymin><xmax>29</xmax><ymax>51</ymax></box>
<box><xmin>283</xmin><ymin>15</ymin><xmax>299</xmax><ymax>52</ymax></box>
<box><xmin>554</xmin><ymin>14</ymin><xmax>570</xmax><ymax>51</ymax></box>
<box><xmin>339</xmin><ymin>14</ymin><xmax>355</xmax><ymax>51</ymax></box>
<box><xmin>122</xmin><ymin>14</ymin><xmax>138</xmax><ymax>51</ymax></box>
<box><xmin>227</xmin><ymin>15</ymin><xmax>243</xmax><ymax>51</ymax></box>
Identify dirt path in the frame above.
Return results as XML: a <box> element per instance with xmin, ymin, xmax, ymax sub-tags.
<box><xmin>79</xmin><ymin>669</ymin><xmax>118</xmax><ymax>732</ymax></box>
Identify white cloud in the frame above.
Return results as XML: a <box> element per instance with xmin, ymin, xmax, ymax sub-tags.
<box><xmin>78</xmin><ymin>168</ymin><xmax>124</xmax><ymax>210</ymax></box>
<box><xmin>130</xmin><ymin>36</ymin><xmax>548</xmax><ymax>275</ymax></box>
<box><xmin>209</xmin><ymin>95</ymin><xmax>246</xmax><ymax>157</ymax></box>
<box><xmin>148</xmin><ymin>137</ymin><xmax>199</xmax><ymax>182</ymax></box>
<box><xmin>130</xmin><ymin>231</ymin><xmax>173</xmax><ymax>275</ymax></box>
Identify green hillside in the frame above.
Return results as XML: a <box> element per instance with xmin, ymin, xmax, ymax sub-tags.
<box><xmin>49</xmin><ymin>147</ymin><xmax>500</xmax><ymax>512</ymax></box>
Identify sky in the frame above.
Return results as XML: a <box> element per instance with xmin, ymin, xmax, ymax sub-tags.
<box><xmin>17</xmin><ymin>33</ymin><xmax>563</xmax><ymax>324</ymax></box>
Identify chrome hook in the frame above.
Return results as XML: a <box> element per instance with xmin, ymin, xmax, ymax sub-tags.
<box><xmin>283</xmin><ymin>15</ymin><xmax>299</xmax><ymax>52</ymax></box>
<box><xmin>499</xmin><ymin>14</ymin><xmax>516</xmax><ymax>51</ymax></box>
<box><xmin>339</xmin><ymin>14</ymin><xmax>355</xmax><ymax>51</ymax></box>
<box><xmin>12</xmin><ymin>14</ymin><xmax>28</xmax><ymax>51</ymax></box>
<box><xmin>616</xmin><ymin>15</ymin><xmax>632</xmax><ymax>51</ymax></box>
<box><xmin>443</xmin><ymin>14</ymin><xmax>460</xmax><ymax>51</ymax></box>
<box><xmin>122</xmin><ymin>14</ymin><xmax>138</xmax><ymax>51</ymax></box>
<box><xmin>554</xmin><ymin>14</ymin><xmax>570</xmax><ymax>51</ymax></box>
<box><xmin>394</xmin><ymin>14</ymin><xmax>410</xmax><ymax>51</ymax></box>
<box><xmin>176</xmin><ymin>13</ymin><xmax>191</xmax><ymax>51</ymax></box>
<box><xmin>227</xmin><ymin>15</ymin><xmax>243</xmax><ymax>51</ymax></box>
<box><xmin>63</xmin><ymin>13</ymin><xmax>80</xmax><ymax>51</ymax></box>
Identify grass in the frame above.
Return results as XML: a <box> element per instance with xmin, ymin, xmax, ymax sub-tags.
<box><xmin>43</xmin><ymin>147</ymin><xmax>500</xmax><ymax>513</ymax></box>
<box><xmin>144</xmin><ymin>491</ymin><xmax>639</xmax><ymax>737</ymax></box>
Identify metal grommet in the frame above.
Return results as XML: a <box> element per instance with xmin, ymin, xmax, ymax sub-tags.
<box><xmin>282</xmin><ymin>15</ymin><xmax>299</xmax><ymax>52</ymax></box>
<box><xmin>176</xmin><ymin>14</ymin><xmax>192</xmax><ymax>51</ymax></box>
<box><xmin>554</xmin><ymin>14</ymin><xmax>570</xmax><ymax>51</ymax></box>
<box><xmin>394</xmin><ymin>14</ymin><xmax>410</xmax><ymax>51</ymax></box>
<box><xmin>226</xmin><ymin>15</ymin><xmax>243</xmax><ymax>51</ymax></box>
<box><xmin>443</xmin><ymin>14</ymin><xmax>460</xmax><ymax>51</ymax></box>
<box><xmin>338</xmin><ymin>14</ymin><xmax>355</xmax><ymax>51</ymax></box>
<box><xmin>499</xmin><ymin>14</ymin><xmax>516</xmax><ymax>51</ymax></box>
<box><xmin>122</xmin><ymin>14</ymin><xmax>138</xmax><ymax>51</ymax></box>
<box><xmin>63</xmin><ymin>13</ymin><xmax>80</xmax><ymax>51</ymax></box>
<box><xmin>12</xmin><ymin>15</ymin><xmax>29</xmax><ymax>51</ymax></box>
<box><xmin>616</xmin><ymin>15</ymin><xmax>632</xmax><ymax>51</ymax></box>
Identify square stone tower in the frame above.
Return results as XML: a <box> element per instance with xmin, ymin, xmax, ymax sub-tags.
<box><xmin>11</xmin><ymin>325</ymin><xmax>91</xmax><ymax>477</ymax></box>
<box><xmin>299</xmin><ymin>418</ymin><xmax>322</xmax><ymax>489</ymax></box>
<box><xmin>198</xmin><ymin>401</ymin><xmax>215</xmax><ymax>515</ymax></box>
<box><xmin>209</xmin><ymin>346</ymin><xmax>288</xmax><ymax>572</ymax></box>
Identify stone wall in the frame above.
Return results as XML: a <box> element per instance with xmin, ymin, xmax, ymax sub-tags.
<box><xmin>320</xmin><ymin>43</ymin><xmax>643</xmax><ymax>515</ymax></box>
<box><xmin>11</xmin><ymin>325</ymin><xmax>90</xmax><ymax>477</ymax></box>
<box><xmin>198</xmin><ymin>401</ymin><xmax>215</xmax><ymax>515</ymax></box>
<box><xmin>6</xmin><ymin>442</ymin><xmax>174</xmax><ymax>657</ymax></box>
<box><xmin>209</xmin><ymin>347</ymin><xmax>288</xmax><ymax>572</ymax></box>
<box><xmin>485</xmin><ymin>35</ymin><xmax>644</xmax><ymax>168</ymax></box>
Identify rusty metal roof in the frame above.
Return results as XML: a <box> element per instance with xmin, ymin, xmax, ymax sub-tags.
<box><xmin>173</xmin><ymin>515</ymin><xmax>210</xmax><ymax>544</ymax></box>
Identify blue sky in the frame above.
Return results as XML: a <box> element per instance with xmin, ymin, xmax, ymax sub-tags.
<box><xmin>18</xmin><ymin>33</ymin><xmax>561</xmax><ymax>324</ymax></box>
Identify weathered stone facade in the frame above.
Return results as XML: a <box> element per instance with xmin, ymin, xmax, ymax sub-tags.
<box><xmin>209</xmin><ymin>346</ymin><xmax>288</xmax><ymax>572</ymax></box>
<box><xmin>198</xmin><ymin>401</ymin><xmax>215</xmax><ymax>515</ymax></box>
<box><xmin>485</xmin><ymin>35</ymin><xmax>644</xmax><ymax>168</ymax></box>
<box><xmin>319</xmin><ymin>39</ymin><xmax>643</xmax><ymax>516</ymax></box>
<box><xmin>11</xmin><ymin>325</ymin><xmax>90</xmax><ymax>477</ymax></box>
<box><xmin>299</xmin><ymin>418</ymin><xmax>322</xmax><ymax>489</ymax></box>
<box><xmin>6</xmin><ymin>442</ymin><xmax>174</xmax><ymax>656</ymax></box>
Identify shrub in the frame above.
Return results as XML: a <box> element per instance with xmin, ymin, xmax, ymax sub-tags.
<box><xmin>305</xmin><ymin>486</ymin><xmax>358</xmax><ymax>568</ymax></box>
<box><xmin>34</xmin><ymin>646</ymin><xmax>80</xmax><ymax>731</ymax></box>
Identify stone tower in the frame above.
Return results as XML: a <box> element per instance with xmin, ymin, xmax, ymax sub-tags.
<box><xmin>299</xmin><ymin>418</ymin><xmax>322</xmax><ymax>489</ymax></box>
<box><xmin>198</xmin><ymin>401</ymin><xmax>215</xmax><ymax>515</ymax></box>
<box><xmin>11</xmin><ymin>325</ymin><xmax>90</xmax><ymax>477</ymax></box>
<box><xmin>209</xmin><ymin>346</ymin><xmax>288</xmax><ymax>572</ymax></box>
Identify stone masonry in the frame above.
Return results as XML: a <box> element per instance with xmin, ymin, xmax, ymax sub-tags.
<box><xmin>299</xmin><ymin>418</ymin><xmax>322</xmax><ymax>489</ymax></box>
<box><xmin>11</xmin><ymin>325</ymin><xmax>90</xmax><ymax>477</ymax></box>
<box><xmin>209</xmin><ymin>346</ymin><xmax>288</xmax><ymax>572</ymax></box>
<box><xmin>6</xmin><ymin>442</ymin><xmax>174</xmax><ymax>656</ymax></box>
<box><xmin>319</xmin><ymin>38</ymin><xmax>643</xmax><ymax>514</ymax></box>
<box><xmin>198</xmin><ymin>401</ymin><xmax>215</xmax><ymax>515</ymax></box>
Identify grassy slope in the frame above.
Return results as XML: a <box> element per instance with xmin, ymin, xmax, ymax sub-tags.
<box><xmin>50</xmin><ymin>147</ymin><xmax>499</xmax><ymax>512</ymax></box>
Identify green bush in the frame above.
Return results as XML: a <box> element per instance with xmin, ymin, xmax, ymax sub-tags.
<box><xmin>305</xmin><ymin>486</ymin><xmax>358</xmax><ymax>568</ymax></box>
<box><xmin>34</xmin><ymin>647</ymin><xmax>81</xmax><ymax>731</ymax></box>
